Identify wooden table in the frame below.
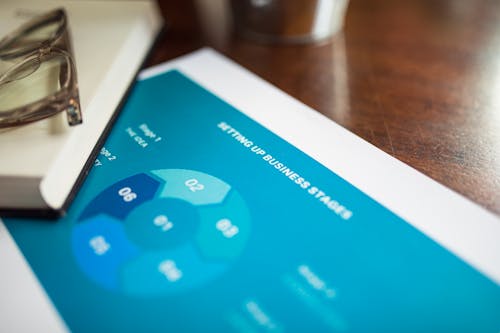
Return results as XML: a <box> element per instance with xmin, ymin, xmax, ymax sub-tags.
<box><xmin>150</xmin><ymin>0</ymin><xmax>500</xmax><ymax>216</ymax></box>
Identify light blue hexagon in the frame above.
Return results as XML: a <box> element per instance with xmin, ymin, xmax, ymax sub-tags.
<box><xmin>151</xmin><ymin>169</ymin><xmax>231</xmax><ymax>206</ymax></box>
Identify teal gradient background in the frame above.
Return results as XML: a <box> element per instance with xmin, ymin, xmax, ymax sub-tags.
<box><xmin>5</xmin><ymin>70</ymin><xmax>500</xmax><ymax>332</ymax></box>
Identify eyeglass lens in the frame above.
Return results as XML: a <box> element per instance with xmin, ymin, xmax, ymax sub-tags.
<box><xmin>0</xmin><ymin>14</ymin><xmax>63</xmax><ymax>58</ymax></box>
<box><xmin>0</xmin><ymin>54</ymin><xmax>70</xmax><ymax>112</ymax></box>
<box><xmin>0</xmin><ymin>9</ymin><xmax>80</xmax><ymax>128</ymax></box>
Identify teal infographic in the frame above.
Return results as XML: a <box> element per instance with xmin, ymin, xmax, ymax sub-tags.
<box><xmin>5</xmin><ymin>70</ymin><xmax>500</xmax><ymax>332</ymax></box>
<box><xmin>73</xmin><ymin>169</ymin><xmax>250</xmax><ymax>296</ymax></box>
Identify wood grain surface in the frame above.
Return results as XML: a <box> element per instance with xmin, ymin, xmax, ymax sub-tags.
<box><xmin>150</xmin><ymin>0</ymin><xmax>500</xmax><ymax>215</ymax></box>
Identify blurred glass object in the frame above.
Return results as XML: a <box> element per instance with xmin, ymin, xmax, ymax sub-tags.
<box><xmin>230</xmin><ymin>0</ymin><xmax>349</xmax><ymax>43</ymax></box>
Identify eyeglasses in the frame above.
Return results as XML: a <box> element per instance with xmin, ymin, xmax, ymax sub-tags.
<box><xmin>0</xmin><ymin>8</ymin><xmax>82</xmax><ymax>128</ymax></box>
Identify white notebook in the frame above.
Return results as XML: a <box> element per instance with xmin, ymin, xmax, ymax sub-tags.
<box><xmin>0</xmin><ymin>0</ymin><xmax>163</xmax><ymax>217</ymax></box>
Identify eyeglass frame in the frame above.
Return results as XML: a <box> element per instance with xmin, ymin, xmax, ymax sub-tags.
<box><xmin>0</xmin><ymin>8</ymin><xmax>82</xmax><ymax>128</ymax></box>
